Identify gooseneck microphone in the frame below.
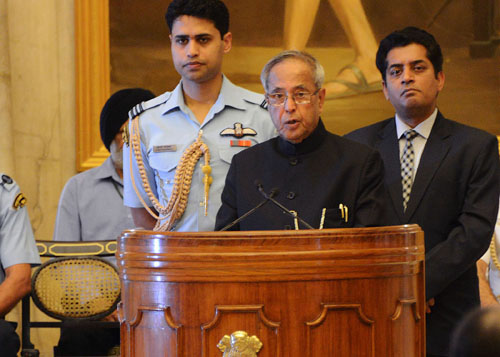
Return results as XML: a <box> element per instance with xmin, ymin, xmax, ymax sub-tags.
<box><xmin>255</xmin><ymin>181</ymin><xmax>314</xmax><ymax>229</ymax></box>
<box><xmin>219</xmin><ymin>185</ymin><xmax>278</xmax><ymax>231</ymax></box>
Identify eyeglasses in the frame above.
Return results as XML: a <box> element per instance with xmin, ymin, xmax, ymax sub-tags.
<box><xmin>266</xmin><ymin>89</ymin><xmax>320</xmax><ymax>107</ymax></box>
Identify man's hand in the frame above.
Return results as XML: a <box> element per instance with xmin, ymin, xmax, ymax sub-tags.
<box><xmin>131</xmin><ymin>207</ymin><xmax>157</xmax><ymax>230</ymax></box>
<box><xmin>477</xmin><ymin>260</ymin><xmax>499</xmax><ymax>307</ymax></box>
<box><xmin>426</xmin><ymin>298</ymin><xmax>435</xmax><ymax>314</ymax></box>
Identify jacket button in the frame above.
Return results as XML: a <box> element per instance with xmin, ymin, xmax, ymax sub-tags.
<box><xmin>287</xmin><ymin>191</ymin><xmax>296</xmax><ymax>199</ymax></box>
<box><xmin>289</xmin><ymin>158</ymin><xmax>298</xmax><ymax>166</ymax></box>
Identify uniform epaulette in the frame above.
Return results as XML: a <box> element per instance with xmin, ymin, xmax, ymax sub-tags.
<box><xmin>128</xmin><ymin>102</ymin><xmax>147</xmax><ymax>120</ymax></box>
<box><xmin>260</xmin><ymin>99</ymin><xmax>268</xmax><ymax>109</ymax></box>
<box><xmin>127</xmin><ymin>92</ymin><xmax>172</xmax><ymax>119</ymax></box>
<box><xmin>235</xmin><ymin>86</ymin><xmax>266</xmax><ymax>107</ymax></box>
<box><xmin>0</xmin><ymin>174</ymin><xmax>15</xmax><ymax>192</ymax></box>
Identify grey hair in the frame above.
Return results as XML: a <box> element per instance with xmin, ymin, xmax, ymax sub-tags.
<box><xmin>260</xmin><ymin>50</ymin><xmax>325</xmax><ymax>92</ymax></box>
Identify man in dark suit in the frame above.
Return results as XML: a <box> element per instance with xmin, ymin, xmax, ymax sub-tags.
<box><xmin>346</xmin><ymin>27</ymin><xmax>500</xmax><ymax>356</ymax></box>
<box><xmin>215</xmin><ymin>50</ymin><xmax>389</xmax><ymax>231</ymax></box>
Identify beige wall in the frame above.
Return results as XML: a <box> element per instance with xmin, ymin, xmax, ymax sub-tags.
<box><xmin>0</xmin><ymin>0</ymin><xmax>14</xmax><ymax>173</ymax></box>
<box><xmin>2</xmin><ymin>0</ymin><xmax>76</xmax><ymax>355</ymax></box>
<box><xmin>6</xmin><ymin>0</ymin><xmax>76</xmax><ymax>240</ymax></box>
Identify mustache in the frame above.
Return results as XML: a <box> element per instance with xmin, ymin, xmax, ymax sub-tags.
<box><xmin>110</xmin><ymin>142</ymin><xmax>123</xmax><ymax>169</ymax></box>
<box><xmin>183</xmin><ymin>61</ymin><xmax>204</xmax><ymax>67</ymax></box>
<box><xmin>401</xmin><ymin>88</ymin><xmax>420</xmax><ymax>96</ymax></box>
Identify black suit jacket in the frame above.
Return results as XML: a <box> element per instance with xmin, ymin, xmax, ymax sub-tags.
<box><xmin>346</xmin><ymin>112</ymin><xmax>500</xmax><ymax>355</ymax></box>
<box><xmin>215</xmin><ymin>120</ymin><xmax>390</xmax><ymax>231</ymax></box>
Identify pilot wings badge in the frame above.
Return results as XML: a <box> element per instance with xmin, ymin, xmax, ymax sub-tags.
<box><xmin>220</xmin><ymin>123</ymin><xmax>257</xmax><ymax>138</ymax></box>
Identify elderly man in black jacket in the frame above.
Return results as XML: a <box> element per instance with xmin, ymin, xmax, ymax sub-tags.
<box><xmin>215</xmin><ymin>50</ymin><xmax>389</xmax><ymax>231</ymax></box>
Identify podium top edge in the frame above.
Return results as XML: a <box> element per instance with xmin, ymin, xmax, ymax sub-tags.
<box><xmin>118</xmin><ymin>224</ymin><xmax>422</xmax><ymax>240</ymax></box>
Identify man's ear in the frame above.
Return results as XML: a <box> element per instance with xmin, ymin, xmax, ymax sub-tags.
<box><xmin>436</xmin><ymin>71</ymin><xmax>445</xmax><ymax>92</ymax></box>
<box><xmin>382</xmin><ymin>81</ymin><xmax>390</xmax><ymax>101</ymax></box>
<box><xmin>222</xmin><ymin>32</ymin><xmax>232</xmax><ymax>53</ymax></box>
<box><xmin>317</xmin><ymin>88</ymin><xmax>326</xmax><ymax>114</ymax></box>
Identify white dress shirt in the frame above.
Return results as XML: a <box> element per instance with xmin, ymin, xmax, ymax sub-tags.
<box><xmin>395</xmin><ymin>108</ymin><xmax>438</xmax><ymax>183</ymax></box>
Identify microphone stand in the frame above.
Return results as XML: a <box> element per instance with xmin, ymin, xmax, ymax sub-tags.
<box><xmin>257</xmin><ymin>185</ymin><xmax>314</xmax><ymax>229</ymax></box>
<box><xmin>219</xmin><ymin>197</ymin><xmax>271</xmax><ymax>231</ymax></box>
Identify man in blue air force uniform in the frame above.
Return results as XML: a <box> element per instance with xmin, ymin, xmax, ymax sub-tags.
<box><xmin>123</xmin><ymin>0</ymin><xmax>276</xmax><ymax>232</ymax></box>
<box><xmin>0</xmin><ymin>175</ymin><xmax>40</xmax><ymax>357</ymax></box>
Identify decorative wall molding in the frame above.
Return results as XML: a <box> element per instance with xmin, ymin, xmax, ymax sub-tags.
<box><xmin>75</xmin><ymin>0</ymin><xmax>110</xmax><ymax>171</ymax></box>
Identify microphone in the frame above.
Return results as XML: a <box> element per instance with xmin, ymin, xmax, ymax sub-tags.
<box><xmin>219</xmin><ymin>185</ymin><xmax>278</xmax><ymax>231</ymax></box>
<box><xmin>256</xmin><ymin>182</ymin><xmax>314</xmax><ymax>229</ymax></box>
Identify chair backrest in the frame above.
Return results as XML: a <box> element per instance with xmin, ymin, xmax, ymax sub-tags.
<box><xmin>31</xmin><ymin>256</ymin><xmax>120</xmax><ymax>320</ymax></box>
<box><xmin>21</xmin><ymin>240</ymin><xmax>120</xmax><ymax>357</ymax></box>
<box><xmin>35</xmin><ymin>240</ymin><xmax>117</xmax><ymax>258</ymax></box>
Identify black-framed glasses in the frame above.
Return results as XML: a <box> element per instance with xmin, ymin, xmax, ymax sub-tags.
<box><xmin>266</xmin><ymin>88</ymin><xmax>320</xmax><ymax>107</ymax></box>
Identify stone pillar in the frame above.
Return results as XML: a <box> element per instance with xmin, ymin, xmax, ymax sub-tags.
<box><xmin>7</xmin><ymin>0</ymin><xmax>75</xmax><ymax>239</ymax></box>
<box><xmin>5</xmin><ymin>1</ymin><xmax>75</xmax><ymax>353</ymax></box>
<box><xmin>0</xmin><ymin>0</ymin><xmax>15</xmax><ymax>174</ymax></box>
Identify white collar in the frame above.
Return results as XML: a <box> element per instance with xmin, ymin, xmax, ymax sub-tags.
<box><xmin>395</xmin><ymin>108</ymin><xmax>438</xmax><ymax>140</ymax></box>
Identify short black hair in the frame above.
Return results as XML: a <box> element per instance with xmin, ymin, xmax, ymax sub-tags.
<box><xmin>449</xmin><ymin>307</ymin><xmax>500</xmax><ymax>357</ymax></box>
<box><xmin>165</xmin><ymin>0</ymin><xmax>229</xmax><ymax>39</ymax></box>
<box><xmin>376</xmin><ymin>27</ymin><xmax>443</xmax><ymax>82</ymax></box>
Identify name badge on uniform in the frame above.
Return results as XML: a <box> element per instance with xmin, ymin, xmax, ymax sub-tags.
<box><xmin>153</xmin><ymin>145</ymin><xmax>177</xmax><ymax>153</ymax></box>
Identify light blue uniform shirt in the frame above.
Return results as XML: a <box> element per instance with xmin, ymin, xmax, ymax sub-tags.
<box><xmin>0</xmin><ymin>175</ymin><xmax>40</xmax><ymax>284</ymax></box>
<box><xmin>53</xmin><ymin>157</ymin><xmax>134</xmax><ymax>242</ymax></box>
<box><xmin>481</xmin><ymin>198</ymin><xmax>500</xmax><ymax>301</ymax></box>
<box><xmin>123</xmin><ymin>76</ymin><xmax>276</xmax><ymax>231</ymax></box>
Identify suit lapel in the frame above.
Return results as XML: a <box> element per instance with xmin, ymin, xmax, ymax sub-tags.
<box><xmin>403</xmin><ymin>113</ymin><xmax>451</xmax><ymax>221</ymax></box>
<box><xmin>376</xmin><ymin>119</ymin><xmax>405</xmax><ymax>221</ymax></box>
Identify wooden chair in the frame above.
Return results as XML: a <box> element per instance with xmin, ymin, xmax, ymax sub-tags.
<box><xmin>21</xmin><ymin>240</ymin><xmax>120</xmax><ymax>357</ymax></box>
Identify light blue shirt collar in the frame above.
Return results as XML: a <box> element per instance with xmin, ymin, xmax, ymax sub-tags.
<box><xmin>396</xmin><ymin>108</ymin><xmax>438</xmax><ymax>140</ymax></box>
<box><xmin>160</xmin><ymin>75</ymin><xmax>247</xmax><ymax>117</ymax></box>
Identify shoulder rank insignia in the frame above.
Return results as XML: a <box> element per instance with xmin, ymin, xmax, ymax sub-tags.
<box><xmin>13</xmin><ymin>193</ymin><xmax>27</xmax><ymax>210</ymax></box>
<box><xmin>128</xmin><ymin>102</ymin><xmax>146</xmax><ymax>120</ymax></box>
<box><xmin>260</xmin><ymin>99</ymin><xmax>268</xmax><ymax>109</ymax></box>
<box><xmin>220</xmin><ymin>123</ymin><xmax>257</xmax><ymax>138</ymax></box>
<box><xmin>1</xmin><ymin>175</ymin><xmax>13</xmax><ymax>185</ymax></box>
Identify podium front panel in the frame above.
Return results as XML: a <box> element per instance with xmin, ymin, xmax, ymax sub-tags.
<box><xmin>117</xmin><ymin>225</ymin><xmax>425</xmax><ymax>357</ymax></box>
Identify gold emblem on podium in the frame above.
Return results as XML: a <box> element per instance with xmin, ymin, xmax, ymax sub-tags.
<box><xmin>217</xmin><ymin>330</ymin><xmax>263</xmax><ymax>356</ymax></box>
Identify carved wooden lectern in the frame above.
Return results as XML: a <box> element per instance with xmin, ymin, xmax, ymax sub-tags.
<box><xmin>117</xmin><ymin>225</ymin><xmax>425</xmax><ymax>356</ymax></box>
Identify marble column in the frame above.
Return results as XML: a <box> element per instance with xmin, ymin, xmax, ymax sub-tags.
<box><xmin>7</xmin><ymin>0</ymin><xmax>75</xmax><ymax>240</ymax></box>
<box><xmin>5</xmin><ymin>0</ymin><xmax>76</xmax><ymax>355</ymax></box>
<box><xmin>0</xmin><ymin>0</ymin><xmax>14</xmax><ymax>174</ymax></box>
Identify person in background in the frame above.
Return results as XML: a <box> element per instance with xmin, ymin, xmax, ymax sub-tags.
<box><xmin>345</xmin><ymin>27</ymin><xmax>500</xmax><ymax>356</ymax></box>
<box><xmin>449</xmin><ymin>306</ymin><xmax>500</xmax><ymax>357</ymax></box>
<box><xmin>53</xmin><ymin>88</ymin><xmax>155</xmax><ymax>356</ymax></box>
<box><xmin>0</xmin><ymin>174</ymin><xmax>40</xmax><ymax>357</ymax></box>
<box><xmin>477</xmin><ymin>198</ymin><xmax>500</xmax><ymax>306</ymax></box>
<box><xmin>53</xmin><ymin>88</ymin><xmax>155</xmax><ymax>244</ymax></box>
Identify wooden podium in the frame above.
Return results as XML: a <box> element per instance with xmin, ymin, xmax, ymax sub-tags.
<box><xmin>116</xmin><ymin>225</ymin><xmax>425</xmax><ymax>357</ymax></box>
